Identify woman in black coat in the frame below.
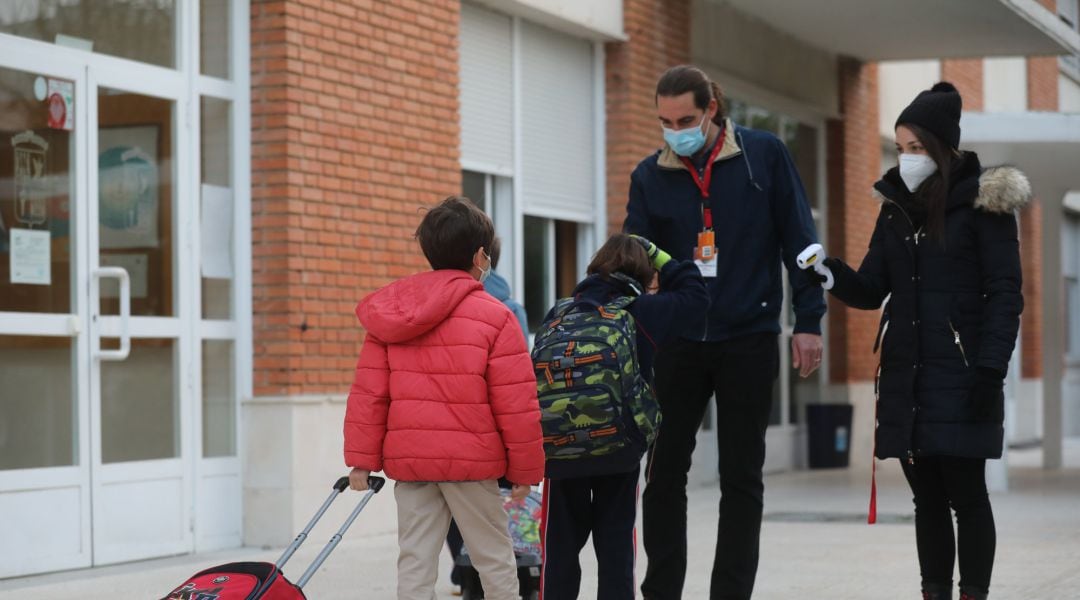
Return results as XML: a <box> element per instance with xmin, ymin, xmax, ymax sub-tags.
<box><xmin>816</xmin><ymin>83</ymin><xmax>1029</xmax><ymax>600</ymax></box>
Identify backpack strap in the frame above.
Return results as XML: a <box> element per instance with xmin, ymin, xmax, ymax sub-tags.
<box><xmin>604</xmin><ymin>295</ymin><xmax>635</xmax><ymax>312</ymax></box>
<box><xmin>554</xmin><ymin>295</ymin><xmax>634</xmax><ymax>320</ymax></box>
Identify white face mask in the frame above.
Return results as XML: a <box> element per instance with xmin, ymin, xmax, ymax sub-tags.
<box><xmin>478</xmin><ymin>251</ymin><xmax>492</xmax><ymax>283</ymax></box>
<box><xmin>898</xmin><ymin>154</ymin><xmax>938</xmax><ymax>192</ymax></box>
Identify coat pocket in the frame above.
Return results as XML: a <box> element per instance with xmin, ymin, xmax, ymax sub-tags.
<box><xmin>947</xmin><ymin>319</ymin><xmax>970</xmax><ymax>367</ymax></box>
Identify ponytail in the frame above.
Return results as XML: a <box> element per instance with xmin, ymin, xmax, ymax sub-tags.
<box><xmin>656</xmin><ymin>65</ymin><xmax>728</xmax><ymax>124</ymax></box>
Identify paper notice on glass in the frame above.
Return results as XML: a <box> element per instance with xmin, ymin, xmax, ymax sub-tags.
<box><xmin>10</xmin><ymin>228</ymin><xmax>51</xmax><ymax>285</ymax></box>
<box><xmin>100</xmin><ymin>254</ymin><xmax>148</xmax><ymax>298</ymax></box>
<box><xmin>201</xmin><ymin>184</ymin><xmax>234</xmax><ymax>279</ymax></box>
<box><xmin>47</xmin><ymin>78</ymin><xmax>75</xmax><ymax>131</ymax></box>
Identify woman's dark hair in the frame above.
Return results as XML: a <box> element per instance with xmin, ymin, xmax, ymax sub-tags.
<box><xmin>655</xmin><ymin>64</ymin><xmax>727</xmax><ymax>126</ymax></box>
<box><xmin>906</xmin><ymin>123</ymin><xmax>958</xmax><ymax>243</ymax></box>
<box><xmin>414</xmin><ymin>196</ymin><xmax>494</xmax><ymax>271</ymax></box>
<box><xmin>587</xmin><ymin>234</ymin><xmax>654</xmax><ymax>291</ymax></box>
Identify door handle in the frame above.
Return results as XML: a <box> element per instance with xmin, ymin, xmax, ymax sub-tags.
<box><xmin>94</xmin><ymin>267</ymin><xmax>131</xmax><ymax>361</ymax></box>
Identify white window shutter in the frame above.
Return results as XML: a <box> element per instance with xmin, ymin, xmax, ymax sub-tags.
<box><xmin>459</xmin><ymin>3</ymin><xmax>513</xmax><ymax>173</ymax></box>
<box><xmin>520</xmin><ymin>21</ymin><xmax>596</xmax><ymax>223</ymax></box>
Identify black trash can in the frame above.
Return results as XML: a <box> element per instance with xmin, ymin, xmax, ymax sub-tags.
<box><xmin>806</xmin><ymin>404</ymin><xmax>854</xmax><ymax>469</ymax></box>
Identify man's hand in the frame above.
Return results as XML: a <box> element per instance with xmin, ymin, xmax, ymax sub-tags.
<box><xmin>349</xmin><ymin>468</ymin><xmax>371</xmax><ymax>491</ymax></box>
<box><xmin>510</xmin><ymin>483</ymin><xmax>530</xmax><ymax>501</ymax></box>
<box><xmin>628</xmin><ymin>234</ymin><xmax>673</xmax><ymax>271</ymax></box>
<box><xmin>791</xmin><ymin>333</ymin><xmax>823</xmax><ymax>379</ymax></box>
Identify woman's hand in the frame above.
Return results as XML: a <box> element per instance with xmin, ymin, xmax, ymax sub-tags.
<box><xmin>971</xmin><ymin>367</ymin><xmax>1006</xmax><ymax>422</ymax></box>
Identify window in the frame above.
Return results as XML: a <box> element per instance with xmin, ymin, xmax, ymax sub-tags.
<box><xmin>1060</xmin><ymin>0</ymin><xmax>1080</xmax><ymax>78</ymax></box>
<box><xmin>459</xmin><ymin>5</ymin><xmax>604</xmax><ymax>337</ymax></box>
<box><xmin>0</xmin><ymin>1</ymin><xmax>177</xmax><ymax>68</ymax></box>
<box><xmin>729</xmin><ymin>99</ymin><xmax>825</xmax><ymax>428</ymax></box>
<box><xmin>1065</xmin><ymin>214</ymin><xmax>1080</xmax><ymax>360</ymax></box>
<box><xmin>523</xmin><ymin>216</ymin><xmax>580</xmax><ymax>331</ymax></box>
<box><xmin>462</xmin><ymin>170</ymin><xmax>514</xmax><ymax>286</ymax></box>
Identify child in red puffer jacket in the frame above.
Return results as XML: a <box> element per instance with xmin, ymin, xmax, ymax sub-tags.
<box><xmin>343</xmin><ymin>196</ymin><xmax>544</xmax><ymax>600</ymax></box>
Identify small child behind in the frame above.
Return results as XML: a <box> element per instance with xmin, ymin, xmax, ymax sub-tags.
<box><xmin>536</xmin><ymin>233</ymin><xmax>709</xmax><ymax>600</ymax></box>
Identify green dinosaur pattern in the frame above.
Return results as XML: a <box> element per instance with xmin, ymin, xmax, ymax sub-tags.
<box><xmin>531</xmin><ymin>296</ymin><xmax>661</xmax><ymax>461</ymax></box>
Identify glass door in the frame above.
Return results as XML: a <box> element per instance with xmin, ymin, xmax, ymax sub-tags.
<box><xmin>86</xmin><ymin>62</ymin><xmax>192</xmax><ymax>565</ymax></box>
<box><xmin>1</xmin><ymin>0</ymin><xmax>244</xmax><ymax>576</ymax></box>
<box><xmin>0</xmin><ymin>51</ymin><xmax>92</xmax><ymax>578</ymax></box>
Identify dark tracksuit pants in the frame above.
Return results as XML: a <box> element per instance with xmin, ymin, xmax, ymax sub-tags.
<box><xmin>901</xmin><ymin>456</ymin><xmax>996</xmax><ymax>595</ymax></box>
<box><xmin>540</xmin><ymin>466</ymin><xmax>640</xmax><ymax>600</ymax></box>
<box><xmin>641</xmin><ymin>334</ymin><xmax>779</xmax><ymax>600</ymax></box>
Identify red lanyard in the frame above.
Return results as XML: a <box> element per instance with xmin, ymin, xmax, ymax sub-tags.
<box><xmin>679</xmin><ymin>126</ymin><xmax>726</xmax><ymax>230</ymax></box>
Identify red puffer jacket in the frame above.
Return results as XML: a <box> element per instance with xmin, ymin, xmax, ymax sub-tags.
<box><xmin>343</xmin><ymin>270</ymin><xmax>545</xmax><ymax>485</ymax></box>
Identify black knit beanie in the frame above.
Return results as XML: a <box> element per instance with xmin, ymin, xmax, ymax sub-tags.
<box><xmin>895</xmin><ymin>81</ymin><xmax>962</xmax><ymax>149</ymax></box>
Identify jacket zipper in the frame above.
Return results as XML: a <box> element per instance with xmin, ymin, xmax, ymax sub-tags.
<box><xmin>947</xmin><ymin>319</ymin><xmax>970</xmax><ymax>367</ymax></box>
<box><xmin>888</xmin><ymin>199</ymin><xmax>921</xmax><ymax>464</ymax></box>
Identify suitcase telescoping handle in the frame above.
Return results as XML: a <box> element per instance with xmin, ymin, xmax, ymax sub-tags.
<box><xmin>293</xmin><ymin>475</ymin><xmax>386</xmax><ymax>589</ymax></box>
<box><xmin>275</xmin><ymin>475</ymin><xmax>386</xmax><ymax>576</ymax></box>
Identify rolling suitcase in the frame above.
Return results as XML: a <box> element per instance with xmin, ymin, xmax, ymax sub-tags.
<box><xmin>162</xmin><ymin>475</ymin><xmax>386</xmax><ymax>600</ymax></box>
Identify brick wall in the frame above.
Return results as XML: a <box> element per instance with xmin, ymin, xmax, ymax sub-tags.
<box><xmin>250</xmin><ymin>0</ymin><xmax>462</xmax><ymax>397</ymax></box>
<box><xmin>941</xmin><ymin>59</ymin><xmax>984</xmax><ymax>111</ymax></box>
<box><xmin>605</xmin><ymin>0</ymin><xmax>690</xmax><ymax>234</ymax></box>
<box><xmin>1020</xmin><ymin>201</ymin><xmax>1044</xmax><ymax>378</ymax></box>
<box><xmin>827</xmin><ymin>59</ymin><xmax>882</xmax><ymax>383</ymax></box>
<box><xmin>1020</xmin><ymin>2</ymin><xmax>1058</xmax><ymax>376</ymax></box>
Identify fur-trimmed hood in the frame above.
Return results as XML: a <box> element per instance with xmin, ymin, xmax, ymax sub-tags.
<box><xmin>872</xmin><ymin>152</ymin><xmax>1031</xmax><ymax>214</ymax></box>
<box><xmin>974</xmin><ymin>166</ymin><xmax>1031</xmax><ymax>214</ymax></box>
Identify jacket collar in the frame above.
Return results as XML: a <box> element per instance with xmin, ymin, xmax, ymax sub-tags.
<box><xmin>657</xmin><ymin>118</ymin><xmax>742</xmax><ymax>171</ymax></box>
<box><xmin>573</xmin><ymin>274</ymin><xmax>639</xmax><ymax>300</ymax></box>
<box><xmin>871</xmin><ymin>151</ymin><xmax>1031</xmax><ymax>214</ymax></box>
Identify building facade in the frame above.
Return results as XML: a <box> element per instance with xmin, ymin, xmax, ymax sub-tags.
<box><xmin>0</xmin><ymin>0</ymin><xmax>1077</xmax><ymax>579</ymax></box>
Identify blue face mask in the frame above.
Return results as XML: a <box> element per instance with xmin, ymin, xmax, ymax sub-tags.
<box><xmin>662</xmin><ymin>114</ymin><xmax>711</xmax><ymax>157</ymax></box>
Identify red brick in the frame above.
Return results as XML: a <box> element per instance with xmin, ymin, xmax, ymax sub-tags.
<box><xmin>251</xmin><ymin>0</ymin><xmax>460</xmax><ymax>395</ymax></box>
<box><xmin>827</xmin><ymin>59</ymin><xmax>882</xmax><ymax>383</ymax></box>
<box><xmin>941</xmin><ymin>59</ymin><xmax>984</xmax><ymax>111</ymax></box>
<box><xmin>1020</xmin><ymin>201</ymin><xmax>1044</xmax><ymax>378</ymax></box>
<box><xmin>604</xmin><ymin>0</ymin><xmax>691</xmax><ymax>235</ymax></box>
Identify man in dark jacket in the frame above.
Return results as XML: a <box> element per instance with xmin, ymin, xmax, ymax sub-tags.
<box><xmin>625</xmin><ymin>65</ymin><xmax>825</xmax><ymax>600</ymax></box>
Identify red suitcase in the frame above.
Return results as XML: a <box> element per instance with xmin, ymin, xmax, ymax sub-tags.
<box><xmin>162</xmin><ymin>475</ymin><xmax>386</xmax><ymax>600</ymax></box>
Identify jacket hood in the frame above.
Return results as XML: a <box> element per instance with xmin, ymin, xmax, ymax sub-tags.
<box><xmin>872</xmin><ymin>152</ymin><xmax>1030</xmax><ymax>214</ymax></box>
<box><xmin>357</xmin><ymin>270</ymin><xmax>482</xmax><ymax>343</ymax></box>
<box><xmin>483</xmin><ymin>271</ymin><xmax>511</xmax><ymax>302</ymax></box>
<box><xmin>972</xmin><ymin>166</ymin><xmax>1031</xmax><ymax>214</ymax></box>
<box><xmin>573</xmin><ymin>273</ymin><xmax>641</xmax><ymax>301</ymax></box>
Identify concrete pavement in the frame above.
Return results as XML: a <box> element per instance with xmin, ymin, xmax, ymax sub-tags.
<box><xmin>2</xmin><ymin>441</ymin><xmax>1077</xmax><ymax>599</ymax></box>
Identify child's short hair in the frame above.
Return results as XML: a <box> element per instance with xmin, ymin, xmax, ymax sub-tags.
<box><xmin>415</xmin><ymin>196</ymin><xmax>495</xmax><ymax>271</ymax></box>
<box><xmin>587</xmin><ymin>234</ymin><xmax>654</xmax><ymax>290</ymax></box>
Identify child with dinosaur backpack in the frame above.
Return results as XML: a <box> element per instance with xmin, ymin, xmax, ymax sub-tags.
<box><xmin>533</xmin><ymin>233</ymin><xmax>709</xmax><ymax>599</ymax></box>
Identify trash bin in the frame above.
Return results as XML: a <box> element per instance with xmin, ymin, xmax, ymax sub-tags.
<box><xmin>806</xmin><ymin>404</ymin><xmax>854</xmax><ymax>469</ymax></box>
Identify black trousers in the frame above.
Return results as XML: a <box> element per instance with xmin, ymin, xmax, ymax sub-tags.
<box><xmin>901</xmin><ymin>455</ymin><xmax>996</xmax><ymax>595</ymax></box>
<box><xmin>540</xmin><ymin>467</ymin><xmax>640</xmax><ymax>600</ymax></box>
<box><xmin>641</xmin><ymin>334</ymin><xmax>779</xmax><ymax>600</ymax></box>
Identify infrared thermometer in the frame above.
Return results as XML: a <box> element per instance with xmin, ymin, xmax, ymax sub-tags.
<box><xmin>796</xmin><ymin>243</ymin><xmax>834</xmax><ymax>290</ymax></box>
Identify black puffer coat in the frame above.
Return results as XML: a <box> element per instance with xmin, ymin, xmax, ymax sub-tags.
<box><xmin>828</xmin><ymin>152</ymin><xmax>1028</xmax><ymax>460</ymax></box>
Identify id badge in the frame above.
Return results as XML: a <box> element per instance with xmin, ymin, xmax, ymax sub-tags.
<box><xmin>694</xmin><ymin>258</ymin><xmax>717</xmax><ymax>278</ymax></box>
<box><xmin>694</xmin><ymin>230</ymin><xmax>717</xmax><ymax>278</ymax></box>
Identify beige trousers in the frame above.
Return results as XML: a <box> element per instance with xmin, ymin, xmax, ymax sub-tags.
<box><xmin>395</xmin><ymin>480</ymin><xmax>519</xmax><ymax>600</ymax></box>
